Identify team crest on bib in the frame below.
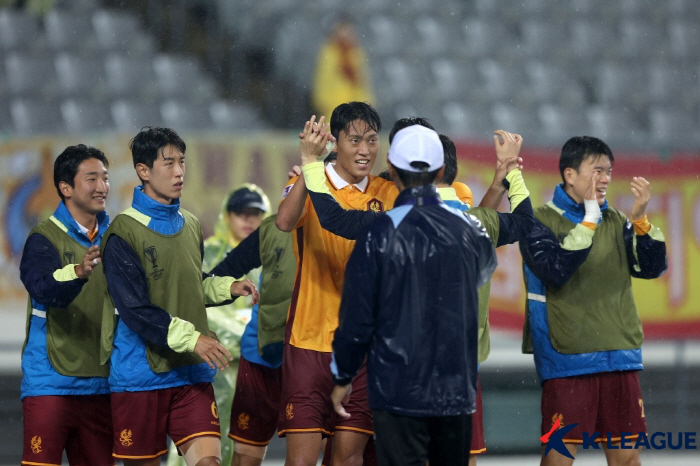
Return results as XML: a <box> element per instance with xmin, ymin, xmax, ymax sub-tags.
<box><xmin>551</xmin><ymin>413</ymin><xmax>564</xmax><ymax>429</ymax></box>
<box><xmin>367</xmin><ymin>199</ymin><xmax>384</xmax><ymax>212</ymax></box>
<box><xmin>143</xmin><ymin>246</ymin><xmax>164</xmax><ymax>280</ymax></box>
<box><xmin>30</xmin><ymin>436</ymin><xmax>42</xmax><ymax>454</ymax></box>
<box><xmin>120</xmin><ymin>429</ymin><xmax>133</xmax><ymax>447</ymax></box>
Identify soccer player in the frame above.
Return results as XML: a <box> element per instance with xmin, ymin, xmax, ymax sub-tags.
<box><xmin>518</xmin><ymin>136</ymin><xmax>667</xmax><ymax>466</ymax></box>
<box><xmin>101</xmin><ymin>126</ymin><xmax>259</xmax><ymax>466</ymax></box>
<box><xmin>19</xmin><ymin>144</ymin><xmax>113</xmax><ymax>466</ymax></box>
<box><xmin>330</xmin><ymin>125</ymin><xmax>497</xmax><ymax>464</ymax></box>
<box><xmin>275</xmin><ymin>103</ymin><xmax>398</xmax><ymax>466</ymax></box>
<box><xmin>298</xmin><ymin>122</ymin><xmax>531</xmax><ymax>465</ymax></box>
<box><xmin>166</xmin><ymin>184</ymin><xmax>271</xmax><ymax>466</ymax></box>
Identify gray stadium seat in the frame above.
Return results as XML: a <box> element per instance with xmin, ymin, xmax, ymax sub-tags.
<box><xmin>0</xmin><ymin>9</ymin><xmax>42</xmax><ymax>52</ymax></box>
<box><xmin>0</xmin><ymin>98</ymin><xmax>11</xmax><ymax>132</ymax></box>
<box><xmin>210</xmin><ymin>100</ymin><xmax>266</xmax><ymax>131</ymax></box>
<box><xmin>460</xmin><ymin>18</ymin><xmax>512</xmax><ymax>58</ymax></box>
<box><xmin>596</xmin><ymin>63</ymin><xmax>646</xmax><ymax>108</ymax></box>
<box><xmin>55</xmin><ymin>54</ymin><xmax>108</xmax><ymax>98</ymax></box>
<box><xmin>105</xmin><ymin>54</ymin><xmax>157</xmax><ymax>99</ymax></box>
<box><xmin>111</xmin><ymin>99</ymin><xmax>163</xmax><ymax>133</ymax></box>
<box><xmin>376</xmin><ymin>58</ymin><xmax>417</xmax><ymax>104</ymax></box>
<box><xmin>668</xmin><ymin>21</ymin><xmax>700</xmax><ymax>59</ymax></box>
<box><xmin>519</xmin><ymin>20</ymin><xmax>566</xmax><ymax>57</ymax></box>
<box><xmin>586</xmin><ymin>106</ymin><xmax>645</xmax><ymax>142</ymax></box>
<box><xmin>414</xmin><ymin>17</ymin><xmax>449</xmax><ymax>55</ymax></box>
<box><xmin>92</xmin><ymin>10</ymin><xmax>155</xmax><ymax>55</ymax></box>
<box><xmin>491</xmin><ymin>103</ymin><xmax>540</xmax><ymax>142</ymax></box>
<box><xmin>5</xmin><ymin>54</ymin><xmax>58</xmax><ymax>97</ymax></box>
<box><xmin>538</xmin><ymin>104</ymin><xmax>588</xmax><ymax>141</ymax></box>
<box><xmin>367</xmin><ymin>16</ymin><xmax>404</xmax><ymax>57</ymax></box>
<box><xmin>442</xmin><ymin>102</ymin><xmax>492</xmax><ymax>139</ymax></box>
<box><xmin>428</xmin><ymin>59</ymin><xmax>474</xmax><ymax>101</ymax></box>
<box><xmin>647</xmin><ymin>63</ymin><xmax>695</xmax><ymax>107</ymax></box>
<box><xmin>570</xmin><ymin>20</ymin><xmax>613</xmax><ymax>59</ymax></box>
<box><xmin>61</xmin><ymin>99</ymin><xmax>114</xmax><ymax>133</ymax></box>
<box><xmin>10</xmin><ymin>98</ymin><xmax>63</xmax><ymax>134</ymax></box>
<box><xmin>617</xmin><ymin>20</ymin><xmax>664</xmax><ymax>58</ymax></box>
<box><xmin>160</xmin><ymin>100</ymin><xmax>212</xmax><ymax>131</ymax></box>
<box><xmin>477</xmin><ymin>59</ymin><xmax>521</xmax><ymax>102</ymax></box>
<box><xmin>153</xmin><ymin>54</ymin><xmax>217</xmax><ymax>102</ymax></box>
<box><xmin>45</xmin><ymin>10</ymin><xmax>97</xmax><ymax>53</ymax></box>
<box><xmin>649</xmin><ymin>107</ymin><xmax>696</xmax><ymax>147</ymax></box>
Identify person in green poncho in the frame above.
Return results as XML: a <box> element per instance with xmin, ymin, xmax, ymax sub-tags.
<box><xmin>167</xmin><ymin>184</ymin><xmax>270</xmax><ymax>466</ymax></box>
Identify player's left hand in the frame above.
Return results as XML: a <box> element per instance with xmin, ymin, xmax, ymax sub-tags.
<box><xmin>230</xmin><ymin>279</ymin><xmax>260</xmax><ymax>305</ymax></box>
<box><xmin>630</xmin><ymin>176</ymin><xmax>651</xmax><ymax>221</ymax></box>
<box><xmin>299</xmin><ymin>115</ymin><xmax>335</xmax><ymax>165</ymax></box>
<box><xmin>331</xmin><ymin>383</ymin><xmax>352</xmax><ymax>420</ymax></box>
<box><xmin>493</xmin><ymin>130</ymin><xmax>523</xmax><ymax>164</ymax></box>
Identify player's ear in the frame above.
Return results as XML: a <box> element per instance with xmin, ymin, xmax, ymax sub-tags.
<box><xmin>135</xmin><ymin>163</ymin><xmax>150</xmax><ymax>183</ymax></box>
<box><xmin>563</xmin><ymin>167</ymin><xmax>576</xmax><ymax>186</ymax></box>
<box><xmin>436</xmin><ymin>165</ymin><xmax>445</xmax><ymax>182</ymax></box>
<box><xmin>59</xmin><ymin>180</ymin><xmax>73</xmax><ymax>199</ymax></box>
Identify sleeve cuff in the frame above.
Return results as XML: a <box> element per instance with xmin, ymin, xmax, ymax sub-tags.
<box><xmin>167</xmin><ymin>317</ymin><xmax>201</xmax><ymax>353</ymax></box>
<box><xmin>53</xmin><ymin>263</ymin><xmax>80</xmax><ymax>282</ymax></box>
<box><xmin>301</xmin><ymin>162</ymin><xmax>329</xmax><ymax>193</ymax></box>
<box><xmin>632</xmin><ymin>215</ymin><xmax>652</xmax><ymax>235</ymax></box>
<box><xmin>505</xmin><ymin>169</ymin><xmax>529</xmax><ymax>211</ymax></box>
<box><xmin>202</xmin><ymin>276</ymin><xmax>237</xmax><ymax>304</ymax></box>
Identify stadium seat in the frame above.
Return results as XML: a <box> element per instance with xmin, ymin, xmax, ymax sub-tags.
<box><xmin>0</xmin><ymin>9</ymin><xmax>42</xmax><ymax>52</ymax></box>
<box><xmin>477</xmin><ymin>59</ymin><xmax>521</xmax><ymax>102</ymax></box>
<box><xmin>61</xmin><ymin>99</ymin><xmax>114</xmax><ymax>133</ymax></box>
<box><xmin>596</xmin><ymin>62</ymin><xmax>646</xmax><ymax>108</ymax></box>
<box><xmin>160</xmin><ymin>100</ymin><xmax>212</xmax><ymax>131</ymax></box>
<box><xmin>647</xmin><ymin>63</ymin><xmax>695</xmax><ymax>107</ymax></box>
<box><xmin>519</xmin><ymin>20</ymin><xmax>566</xmax><ymax>57</ymax></box>
<box><xmin>649</xmin><ymin>107</ymin><xmax>697</xmax><ymax>147</ymax></box>
<box><xmin>210</xmin><ymin>100</ymin><xmax>267</xmax><ymax>131</ymax></box>
<box><xmin>367</xmin><ymin>16</ymin><xmax>404</xmax><ymax>57</ymax></box>
<box><xmin>617</xmin><ymin>19</ymin><xmax>664</xmax><ymax>58</ymax></box>
<box><xmin>55</xmin><ymin>54</ymin><xmax>108</xmax><ymax>98</ymax></box>
<box><xmin>45</xmin><ymin>10</ymin><xmax>97</xmax><ymax>53</ymax></box>
<box><xmin>414</xmin><ymin>17</ymin><xmax>449</xmax><ymax>55</ymax></box>
<box><xmin>569</xmin><ymin>20</ymin><xmax>613</xmax><ymax>59</ymax></box>
<box><xmin>105</xmin><ymin>54</ymin><xmax>158</xmax><ymax>99</ymax></box>
<box><xmin>538</xmin><ymin>104</ymin><xmax>588</xmax><ymax>141</ymax></box>
<box><xmin>442</xmin><ymin>101</ymin><xmax>492</xmax><ymax>139</ymax></box>
<box><xmin>376</xmin><ymin>58</ymin><xmax>417</xmax><ymax>104</ymax></box>
<box><xmin>460</xmin><ymin>18</ymin><xmax>512</xmax><ymax>58</ymax></box>
<box><xmin>153</xmin><ymin>54</ymin><xmax>217</xmax><ymax>102</ymax></box>
<box><xmin>111</xmin><ymin>99</ymin><xmax>163</xmax><ymax>133</ymax></box>
<box><xmin>428</xmin><ymin>59</ymin><xmax>474</xmax><ymax>101</ymax></box>
<box><xmin>491</xmin><ymin>103</ymin><xmax>541</xmax><ymax>142</ymax></box>
<box><xmin>668</xmin><ymin>21</ymin><xmax>700</xmax><ymax>59</ymax></box>
<box><xmin>5</xmin><ymin>54</ymin><xmax>57</xmax><ymax>97</ymax></box>
<box><xmin>586</xmin><ymin>106</ymin><xmax>646</xmax><ymax>143</ymax></box>
<box><xmin>92</xmin><ymin>9</ymin><xmax>155</xmax><ymax>55</ymax></box>
<box><xmin>10</xmin><ymin>98</ymin><xmax>63</xmax><ymax>134</ymax></box>
<box><xmin>0</xmin><ymin>98</ymin><xmax>12</xmax><ymax>132</ymax></box>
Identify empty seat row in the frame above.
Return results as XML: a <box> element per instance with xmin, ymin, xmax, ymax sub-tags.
<box><xmin>1</xmin><ymin>53</ymin><xmax>218</xmax><ymax>103</ymax></box>
<box><xmin>0</xmin><ymin>98</ymin><xmax>266</xmax><ymax>135</ymax></box>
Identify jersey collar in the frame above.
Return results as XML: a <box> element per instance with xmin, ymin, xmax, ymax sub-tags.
<box><xmin>326</xmin><ymin>163</ymin><xmax>369</xmax><ymax>193</ymax></box>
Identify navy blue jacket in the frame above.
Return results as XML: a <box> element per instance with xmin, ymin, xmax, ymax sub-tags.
<box><xmin>331</xmin><ymin>185</ymin><xmax>497</xmax><ymax>417</ymax></box>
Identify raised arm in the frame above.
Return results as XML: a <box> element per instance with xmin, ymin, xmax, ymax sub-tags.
<box><xmin>479</xmin><ymin>130</ymin><xmax>523</xmax><ymax>209</ymax></box>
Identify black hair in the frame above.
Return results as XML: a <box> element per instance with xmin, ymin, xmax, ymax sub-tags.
<box><xmin>377</xmin><ymin>169</ymin><xmax>392</xmax><ymax>181</ymax></box>
<box><xmin>437</xmin><ymin>133</ymin><xmax>457</xmax><ymax>185</ymax></box>
<box><xmin>559</xmin><ymin>136</ymin><xmax>614</xmax><ymax>184</ymax></box>
<box><xmin>388</xmin><ymin>117</ymin><xmax>434</xmax><ymax>144</ymax></box>
<box><xmin>391</xmin><ymin>162</ymin><xmax>440</xmax><ymax>188</ymax></box>
<box><xmin>330</xmin><ymin>102</ymin><xmax>381</xmax><ymax>141</ymax></box>
<box><xmin>129</xmin><ymin>126</ymin><xmax>186</xmax><ymax>181</ymax></box>
<box><xmin>53</xmin><ymin>144</ymin><xmax>109</xmax><ymax>201</ymax></box>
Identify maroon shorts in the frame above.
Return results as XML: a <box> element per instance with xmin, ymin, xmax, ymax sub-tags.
<box><xmin>541</xmin><ymin>371</ymin><xmax>646</xmax><ymax>444</ymax></box>
<box><xmin>22</xmin><ymin>394</ymin><xmax>113</xmax><ymax>466</ymax></box>
<box><xmin>228</xmin><ymin>356</ymin><xmax>283</xmax><ymax>446</ymax></box>
<box><xmin>111</xmin><ymin>383</ymin><xmax>220</xmax><ymax>460</ymax></box>
<box><xmin>278</xmin><ymin>344</ymin><xmax>373</xmax><ymax>437</ymax></box>
<box><xmin>470</xmin><ymin>375</ymin><xmax>486</xmax><ymax>455</ymax></box>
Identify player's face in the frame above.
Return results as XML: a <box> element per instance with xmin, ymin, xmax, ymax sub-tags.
<box><xmin>63</xmin><ymin>157</ymin><xmax>109</xmax><ymax>216</ymax></box>
<box><xmin>333</xmin><ymin>119</ymin><xmax>379</xmax><ymax>185</ymax></box>
<box><xmin>138</xmin><ymin>144</ymin><xmax>185</xmax><ymax>205</ymax></box>
<box><xmin>567</xmin><ymin>154</ymin><xmax>612</xmax><ymax>205</ymax></box>
<box><xmin>228</xmin><ymin>208</ymin><xmax>264</xmax><ymax>243</ymax></box>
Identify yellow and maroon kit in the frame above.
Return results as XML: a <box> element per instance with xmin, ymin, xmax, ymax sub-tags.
<box><xmin>278</xmin><ymin>164</ymin><xmax>398</xmax><ymax>437</ymax></box>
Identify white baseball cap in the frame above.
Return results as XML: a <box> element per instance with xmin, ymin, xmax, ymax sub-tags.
<box><xmin>388</xmin><ymin>125</ymin><xmax>444</xmax><ymax>172</ymax></box>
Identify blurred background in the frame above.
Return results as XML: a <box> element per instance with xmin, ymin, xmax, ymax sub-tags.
<box><xmin>1</xmin><ymin>0</ymin><xmax>700</xmax><ymax>463</ymax></box>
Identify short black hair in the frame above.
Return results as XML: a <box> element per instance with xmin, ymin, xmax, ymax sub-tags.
<box><xmin>391</xmin><ymin>162</ymin><xmax>440</xmax><ymax>188</ymax></box>
<box><xmin>53</xmin><ymin>144</ymin><xmax>109</xmax><ymax>201</ymax></box>
<box><xmin>388</xmin><ymin>117</ymin><xmax>434</xmax><ymax>144</ymax></box>
<box><xmin>330</xmin><ymin>102</ymin><xmax>381</xmax><ymax>141</ymax></box>
<box><xmin>129</xmin><ymin>126</ymin><xmax>186</xmax><ymax>181</ymax></box>
<box><xmin>377</xmin><ymin>169</ymin><xmax>392</xmax><ymax>181</ymax></box>
<box><xmin>437</xmin><ymin>133</ymin><xmax>457</xmax><ymax>185</ymax></box>
<box><xmin>559</xmin><ymin>136</ymin><xmax>614</xmax><ymax>184</ymax></box>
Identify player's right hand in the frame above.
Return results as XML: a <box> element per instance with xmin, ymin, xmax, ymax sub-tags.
<box><xmin>75</xmin><ymin>245</ymin><xmax>101</xmax><ymax>280</ymax></box>
<box><xmin>493</xmin><ymin>130</ymin><xmax>523</xmax><ymax>164</ymax></box>
<box><xmin>585</xmin><ymin>172</ymin><xmax>601</xmax><ymax>201</ymax></box>
<box><xmin>194</xmin><ymin>334</ymin><xmax>232</xmax><ymax>370</ymax></box>
<box><xmin>299</xmin><ymin>115</ymin><xmax>335</xmax><ymax>165</ymax></box>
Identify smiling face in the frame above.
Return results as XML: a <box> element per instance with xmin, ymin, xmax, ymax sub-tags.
<box><xmin>332</xmin><ymin>119</ymin><xmax>379</xmax><ymax>185</ymax></box>
<box><xmin>136</xmin><ymin>144</ymin><xmax>185</xmax><ymax>205</ymax></box>
<box><xmin>564</xmin><ymin>153</ymin><xmax>612</xmax><ymax>205</ymax></box>
<box><xmin>60</xmin><ymin>157</ymin><xmax>110</xmax><ymax>220</ymax></box>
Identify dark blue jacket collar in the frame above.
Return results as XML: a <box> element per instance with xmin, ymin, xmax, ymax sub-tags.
<box><xmin>552</xmin><ymin>183</ymin><xmax>608</xmax><ymax>224</ymax></box>
<box><xmin>394</xmin><ymin>184</ymin><xmax>443</xmax><ymax>208</ymax></box>
<box><xmin>131</xmin><ymin>186</ymin><xmax>184</xmax><ymax>234</ymax></box>
<box><xmin>52</xmin><ymin>201</ymin><xmax>109</xmax><ymax>247</ymax></box>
